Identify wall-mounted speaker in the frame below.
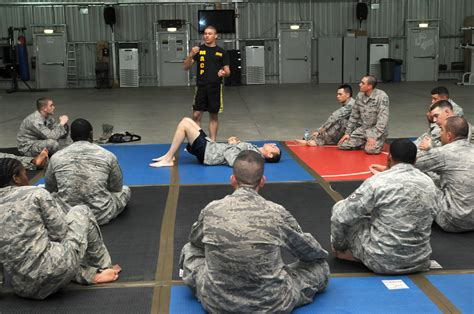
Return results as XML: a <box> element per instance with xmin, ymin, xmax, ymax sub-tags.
<box><xmin>104</xmin><ymin>7</ymin><xmax>116</xmax><ymax>25</ymax></box>
<box><xmin>356</xmin><ymin>3</ymin><xmax>368</xmax><ymax>21</ymax></box>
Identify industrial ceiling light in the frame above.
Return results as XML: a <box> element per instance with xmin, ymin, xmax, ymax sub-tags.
<box><xmin>419</xmin><ymin>22</ymin><xmax>429</xmax><ymax>28</ymax></box>
<box><xmin>43</xmin><ymin>29</ymin><xmax>54</xmax><ymax>34</ymax></box>
<box><xmin>290</xmin><ymin>24</ymin><xmax>300</xmax><ymax>30</ymax></box>
<box><xmin>159</xmin><ymin>19</ymin><xmax>183</xmax><ymax>30</ymax></box>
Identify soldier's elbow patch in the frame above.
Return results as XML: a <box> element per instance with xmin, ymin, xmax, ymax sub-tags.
<box><xmin>348</xmin><ymin>193</ymin><xmax>363</xmax><ymax>202</ymax></box>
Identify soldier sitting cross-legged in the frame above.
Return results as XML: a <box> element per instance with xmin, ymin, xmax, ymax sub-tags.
<box><xmin>0</xmin><ymin>158</ymin><xmax>121</xmax><ymax>299</ymax></box>
<box><xmin>331</xmin><ymin>139</ymin><xmax>438</xmax><ymax>274</ymax></box>
<box><xmin>179</xmin><ymin>150</ymin><xmax>329</xmax><ymax>312</ymax></box>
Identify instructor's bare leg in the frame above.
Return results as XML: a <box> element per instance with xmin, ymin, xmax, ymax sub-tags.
<box><xmin>192</xmin><ymin>110</ymin><xmax>202</xmax><ymax>127</ymax></box>
<box><xmin>208</xmin><ymin>113</ymin><xmax>219</xmax><ymax>142</ymax></box>
<box><xmin>150</xmin><ymin>118</ymin><xmax>202</xmax><ymax>168</ymax></box>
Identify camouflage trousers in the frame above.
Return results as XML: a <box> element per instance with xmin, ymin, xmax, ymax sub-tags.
<box><xmin>338</xmin><ymin>127</ymin><xmax>386</xmax><ymax>154</ymax></box>
<box><xmin>20</xmin><ymin>137</ymin><xmax>70</xmax><ymax>157</ymax></box>
<box><xmin>95</xmin><ymin>185</ymin><xmax>132</xmax><ymax>225</ymax></box>
<box><xmin>435</xmin><ymin>193</ymin><xmax>474</xmax><ymax>232</ymax></box>
<box><xmin>347</xmin><ymin>217</ymin><xmax>430</xmax><ymax>274</ymax></box>
<box><xmin>11</xmin><ymin>205</ymin><xmax>112</xmax><ymax>299</ymax></box>
<box><xmin>179</xmin><ymin>242</ymin><xmax>330</xmax><ymax>312</ymax></box>
<box><xmin>315</xmin><ymin>124</ymin><xmax>345</xmax><ymax>146</ymax></box>
<box><xmin>0</xmin><ymin>153</ymin><xmax>35</xmax><ymax>170</ymax></box>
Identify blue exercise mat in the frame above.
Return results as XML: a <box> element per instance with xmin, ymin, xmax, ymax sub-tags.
<box><xmin>426</xmin><ymin>274</ymin><xmax>474</xmax><ymax>313</ymax></box>
<box><xmin>294</xmin><ymin>276</ymin><xmax>439</xmax><ymax>313</ymax></box>
<box><xmin>35</xmin><ymin>141</ymin><xmax>315</xmax><ymax>186</ymax></box>
<box><xmin>178</xmin><ymin>141</ymin><xmax>314</xmax><ymax>185</ymax></box>
<box><xmin>105</xmin><ymin>144</ymin><xmax>172</xmax><ymax>185</ymax></box>
<box><xmin>169</xmin><ymin>276</ymin><xmax>440</xmax><ymax>313</ymax></box>
<box><xmin>36</xmin><ymin>144</ymin><xmax>172</xmax><ymax>186</ymax></box>
<box><xmin>170</xmin><ymin>285</ymin><xmax>205</xmax><ymax>313</ymax></box>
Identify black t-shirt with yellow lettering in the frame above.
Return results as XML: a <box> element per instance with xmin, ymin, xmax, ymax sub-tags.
<box><xmin>193</xmin><ymin>44</ymin><xmax>229</xmax><ymax>86</ymax></box>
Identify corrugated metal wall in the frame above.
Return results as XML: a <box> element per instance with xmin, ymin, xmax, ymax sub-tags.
<box><xmin>0</xmin><ymin>0</ymin><xmax>473</xmax><ymax>87</ymax></box>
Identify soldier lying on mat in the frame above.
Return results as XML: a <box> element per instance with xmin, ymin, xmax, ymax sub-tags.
<box><xmin>45</xmin><ymin>118</ymin><xmax>131</xmax><ymax>225</ymax></box>
<box><xmin>0</xmin><ymin>158</ymin><xmax>121</xmax><ymax>299</ymax></box>
<box><xmin>371</xmin><ymin>117</ymin><xmax>474</xmax><ymax>233</ymax></box>
<box><xmin>149</xmin><ymin>117</ymin><xmax>281</xmax><ymax>168</ymax></box>
<box><xmin>0</xmin><ymin>148</ymin><xmax>49</xmax><ymax>170</ymax></box>
<box><xmin>295</xmin><ymin>84</ymin><xmax>355</xmax><ymax>146</ymax></box>
<box><xmin>179</xmin><ymin>150</ymin><xmax>329</xmax><ymax>312</ymax></box>
<box><xmin>331</xmin><ymin>139</ymin><xmax>438</xmax><ymax>274</ymax></box>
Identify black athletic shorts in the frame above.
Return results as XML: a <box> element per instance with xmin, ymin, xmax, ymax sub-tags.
<box><xmin>193</xmin><ymin>84</ymin><xmax>223</xmax><ymax>114</ymax></box>
<box><xmin>186</xmin><ymin>129</ymin><xmax>208</xmax><ymax>164</ymax></box>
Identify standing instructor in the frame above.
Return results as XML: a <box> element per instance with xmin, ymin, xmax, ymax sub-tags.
<box><xmin>183</xmin><ymin>25</ymin><xmax>230</xmax><ymax>141</ymax></box>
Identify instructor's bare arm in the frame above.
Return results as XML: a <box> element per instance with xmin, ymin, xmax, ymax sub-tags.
<box><xmin>183</xmin><ymin>46</ymin><xmax>199</xmax><ymax>71</ymax></box>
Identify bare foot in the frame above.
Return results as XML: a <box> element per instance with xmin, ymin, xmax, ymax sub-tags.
<box><xmin>152</xmin><ymin>156</ymin><xmax>175</xmax><ymax>162</ymax></box>
<box><xmin>149</xmin><ymin>159</ymin><xmax>175</xmax><ymax>168</ymax></box>
<box><xmin>32</xmin><ymin>148</ymin><xmax>49</xmax><ymax>168</ymax></box>
<box><xmin>294</xmin><ymin>139</ymin><xmax>307</xmax><ymax>145</ymax></box>
<box><xmin>112</xmin><ymin>264</ymin><xmax>122</xmax><ymax>274</ymax></box>
<box><xmin>334</xmin><ymin>249</ymin><xmax>360</xmax><ymax>262</ymax></box>
<box><xmin>92</xmin><ymin>268</ymin><xmax>119</xmax><ymax>284</ymax></box>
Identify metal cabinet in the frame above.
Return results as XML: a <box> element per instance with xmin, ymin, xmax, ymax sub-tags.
<box><xmin>318</xmin><ymin>37</ymin><xmax>342</xmax><ymax>83</ymax></box>
<box><xmin>343</xmin><ymin>37</ymin><xmax>368</xmax><ymax>83</ymax></box>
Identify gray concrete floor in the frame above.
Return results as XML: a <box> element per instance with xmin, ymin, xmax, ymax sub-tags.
<box><xmin>0</xmin><ymin>82</ymin><xmax>473</xmax><ymax>148</ymax></box>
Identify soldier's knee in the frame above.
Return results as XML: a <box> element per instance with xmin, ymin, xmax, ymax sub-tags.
<box><xmin>68</xmin><ymin>205</ymin><xmax>94</xmax><ymax>223</ymax></box>
<box><xmin>45</xmin><ymin>139</ymin><xmax>60</xmax><ymax>153</ymax></box>
<box><xmin>181</xmin><ymin>117</ymin><xmax>194</xmax><ymax>126</ymax></box>
<box><xmin>123</xmin><ymin>185</ymin><xmax>132</xmax><ymax>200</ymax></box>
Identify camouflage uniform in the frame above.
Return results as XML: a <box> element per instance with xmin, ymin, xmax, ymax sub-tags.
<box><xmin>204</xmin><ymin>141</ymin><xmax>262</xmax><ymax>166</ymax></box>
<box><xmin>0</xmin><ymin>153</ymin><xmax>37</xmax><ymax>170</ymax></box>
<box><xmin>180</xmin><ymin>187</ymin><xmax>330</xmax><ymax>313</ymax></box>
<box><xmin>415</xmin><ymin>139</ymin><xmax>474</xmax><ymax>232</ymax></box>
<box><xmin>17</xmin><ymin>111</ymin><xmax>69</xmax><ymax>156</ymax></box>
<box><xmin>414</xmin><ymin>99</ymin><xmax>464</xmax><ymax>150</ymax></box>
<box><xmin>338</xmin><ymin>89</ymin><xmax>389</xmax><ymax>154</ymax></box>
<box><xmin>0</xmin><ymin>185</ymin><xmax>112</xmax><ymax>299</ymax></box>
<box><xmin>45</xmin><ymin>141</ymin><xmax>131</xmax><ymax>225</ymax></box>
<box><xmin>331</xmin><ymin>163</ymin><xmax>437</xmax><ymax>274</ymax></box>
<box><xmin>313</xmin><ymin>98</ymin><xmax>355</xmax><ymax>145</ymax></box>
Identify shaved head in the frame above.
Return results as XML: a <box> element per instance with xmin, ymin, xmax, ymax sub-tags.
<box><xmin>233</xmin><ymin>150</ymin><xmax>264</xmax><ymax>188</ymax></box>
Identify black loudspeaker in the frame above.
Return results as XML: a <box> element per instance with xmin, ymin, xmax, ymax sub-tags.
<box><xmin>225</xmin><ymin>50</ymin><xmax>241</xmax><ymax>86</ymax></box>
<box><xmin>356</xmin><ymin>3</ymin><xmax>368</xmax><ymax>21</ymax></box>
<box><xmin>104</xmin><ymin>7</ymin><xmax>116</xmax><ymax>25</ymax></box>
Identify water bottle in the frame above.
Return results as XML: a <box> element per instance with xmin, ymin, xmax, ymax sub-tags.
<box><xmin>304</xmin><ymin>129</ymin><xmax>310</xmax><ymax>141</ymax></box>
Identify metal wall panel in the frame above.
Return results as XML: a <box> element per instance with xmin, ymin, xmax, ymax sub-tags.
<box><xmin>0</xmin><ymin>0</ymin><xmax>473</xmax><ymax>87</ymax></box>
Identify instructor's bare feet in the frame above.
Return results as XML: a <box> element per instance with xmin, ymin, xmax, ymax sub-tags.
<box><xmin>32</xmin><ymin>148</ymin><xmax>49</xmax><ymax>168</ymax></box>
<box><xmin>149</xmin><ymin>158</ymin><xmax>175</xmax><ymax>168</ymax></box>
<box><xmin>92</xmin><ymin>268</ymin><xmax>119</xmax><ymax>284</ymax></box>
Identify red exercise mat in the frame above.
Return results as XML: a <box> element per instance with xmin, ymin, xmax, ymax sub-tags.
<box><xmin>285</xmin><ymin>141</ymin><xmax>389</xmax><ymax>181</ymax></box>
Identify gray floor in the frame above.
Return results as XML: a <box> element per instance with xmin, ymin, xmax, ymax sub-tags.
<box><xmin>1</xmin><ymin>82</ymin><xmax>473</xmax><ymax>148</ymax></box>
